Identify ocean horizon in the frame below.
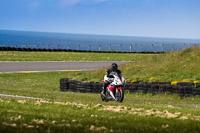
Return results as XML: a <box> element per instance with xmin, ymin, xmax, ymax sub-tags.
<box><xmin>0</xmin><ymin>30</ymin><xmax>200</xmax><ymax>52</ymax></box>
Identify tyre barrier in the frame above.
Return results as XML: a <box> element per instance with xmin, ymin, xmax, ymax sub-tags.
<box><xmin>60</xmin><ymin>78</ymin><xmax>103</xmax><ymax>93</ymax></box>
<box><xmin>0</xmin><ymin>46</ymin><xmax>164</xmax><ymax>54</ymax></box>
<box><xmin>60</xmin><ymin>78</ymin><xmax>200</xmax><ymax>98</ymax></box>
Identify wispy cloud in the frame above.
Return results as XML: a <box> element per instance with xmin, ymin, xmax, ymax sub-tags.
<box><xmin>28</xmin><ymin>1</ymin><xmax>40</xmax><ymax>12</ymax></box>
<box><xmin>58</xmin><ymin>0</ymin><xmax>108</xmax><ymax>7</ymax></box>
<box><xmin>59</xmin><ymin>0</ymin><xmax>81</xmax><ymax>7</ymax></box>
<box><xmin>93</xmin><ymin>0</ymin><xmax>108</xmax><ymax>3</ymax></box>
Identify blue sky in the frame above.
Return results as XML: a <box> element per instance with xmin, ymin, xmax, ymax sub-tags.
<box><xmin>0</xmin><ymin>0</ymin><xmax>200</xmax><ymax>39</ymax></box>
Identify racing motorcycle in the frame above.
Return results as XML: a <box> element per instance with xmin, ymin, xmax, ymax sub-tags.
<box><xmin>101</xmin><ymin>73</ymin><xmax>125</xmax><ymax>102</ymax></box>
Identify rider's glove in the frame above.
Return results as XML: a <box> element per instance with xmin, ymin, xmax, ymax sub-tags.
<box><xmin>108</xmin><ymin>75</ymin><xmax>114</xmax><ymax>78</ymax></box>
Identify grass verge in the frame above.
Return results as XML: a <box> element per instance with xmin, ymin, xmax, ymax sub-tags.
<box><xmin>0</xmin><ymin>51</ymin><xmax>154</xmax><ymax>61</ymax></box>
<box><xmin>1</xmin><ymin>72</ymin><xmax>200</xmax><ymax>132</ymax></box>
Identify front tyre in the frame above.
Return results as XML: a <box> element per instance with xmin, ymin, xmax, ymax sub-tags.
<box><xmin>116</xmin><ymin>89</ymin><xmax>124</xmax><ymax>102</ymax></box>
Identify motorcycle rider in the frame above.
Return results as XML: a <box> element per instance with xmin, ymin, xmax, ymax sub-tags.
<box><xmin>102</xmin><ymin>63</ymin><xmax>122</xmax><ymax>95</ymax></box>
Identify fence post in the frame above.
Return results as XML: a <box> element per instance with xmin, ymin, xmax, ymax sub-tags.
<box><xmin>152</xmin><ymin>44</ymin><xmax>154</xmax><ymax>51</ymax></box>
<box><xmin>88</xmin><ymin>45</ymin><xmax>91</xmax><ymax>51</ymax></box>
<box><xmin>109</xmin><ymin>45</ymin><xmax>111</xmax><ymax>51</ymax></box>
<box><xmin>140</xmin><ymin>44</ymin><xmax>143</xmax><ymax>52</ymax></box>
<box><xmin>173</xmin><ymin>44</ymin><xmax>176</xmax><ymax>51</ymax></box>
<box><xmin>120</xmin><ymin>45</ymin><xmax>122</xmax><ymax>51</ymax></box>
<box><xmin>130</xmin><ymin>44</ymin><xmax>132</xmax><ymax>52</ymax></box>
<box><xmin>78</xmin><ymin>45</ymin><xmax>80</xmax><ymax>50</ymax></box>
<box><xmin>99</xmin><ymin>45</ymin><xmax>101</xmax><ymax>51</ymax></box>
<box><xmin>162</xmin><ymin>44</ymin><xmax>164</xmax><ymax>51</ymax></box>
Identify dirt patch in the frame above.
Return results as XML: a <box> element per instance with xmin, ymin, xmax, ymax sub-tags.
<box><xmin>17</xmin><ymin>100</ymin><xmax>27</xmax><ymax>104</ymax></box>
<box><xmin>89</xmin><ymin>125</ymin><xmax>108</xmax><ymax>132</ymax></box>
<box><xmin>2</xmin><ymin>122</ymin><xmax>17</xmax><ymax>127</ymax></box>
<box><xmin>10</xmin><ymin>115</ymin><xmax>22</xmax><ymax>121</ymax></box>
<box><xmin>53</xmin><ymin>101</ymin><xmax>88</xmax><ymax>108</ymax></box>
<box><xmin>95</xmin><ymin>104</ymin><xmax>200</xmax><ymax>121</ymax></box>
<box><xmin>32</xmin><ymin>119</ymin><xmax>45</xmax><ymax>124</ymax></box>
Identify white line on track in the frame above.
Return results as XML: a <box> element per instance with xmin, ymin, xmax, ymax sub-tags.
<box><xmin>0</xmin><ymin>94</ymin><xmax>43</xmax><ymax>100</ymax></box>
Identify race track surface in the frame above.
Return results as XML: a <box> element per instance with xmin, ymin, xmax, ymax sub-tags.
<box><xmin>0</xmin><ymin>61</ymin><xmax>128</xmax><ymax>73</ymax></box>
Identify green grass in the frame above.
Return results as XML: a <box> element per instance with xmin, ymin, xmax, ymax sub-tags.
<box><xmin>89</xmin><ymin>46</ymin><xmax>200</xmax><ymax>82</ymax></box>
<box><xmin>1</xmin><ymin>47</ymin><xmax>200</xmax><ymax>132</ymax></box>
<box><xmin>2</xmin><ymin>46</ymin><xmax>200</xmax><ymax>82</ymax></box>
<box><xmin>1</xmin><ymin>98</ymin><xmax>200</xmax><ymax>133</ymax></box>
<box><xmin>0</xmin><ymin>51</ymin><xmax>154</xmax><ymax>61</ymax></box>
<box><xmin>1</xmin><ymin>72</ymin><xmax>200</xmax><ymax>133</ymax></box>
<box><xmin>1</xmin><ymin>71</ymin><xmax>200</xmax><ymax>104</ymax></box>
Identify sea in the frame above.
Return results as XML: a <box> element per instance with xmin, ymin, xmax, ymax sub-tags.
<box><xmin>0</xmin><ymin>30</ymin><xmax>200</xmax><ymax>52</ymax></box>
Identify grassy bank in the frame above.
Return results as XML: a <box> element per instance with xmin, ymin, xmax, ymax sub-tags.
<box><xmin>0</xmin><ymin>51</ymin><xmax>154</xmax><ymax>61</ymax></box>
<box><xmin>89</xmin><ymin>46</ymin><xmax>200</xmax><ymax>82</ymax></box>
<box><xmin>1</xmin><ymin>72</ymin><xmax>200</xmax><ymax>133</ymax></box>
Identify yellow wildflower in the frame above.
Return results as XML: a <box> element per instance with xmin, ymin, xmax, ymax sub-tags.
<box><xmin>131</xmin><ymin>80</ymin><xmax>137</xmax><ymax>83</ymax></box>
<box><xmin>149</xmin><ymin>77</ymin><xmax>156</xmax><ymax>82</ymax></box>
<box><xmin>194</xmin><ymin>81</ymin><xmax>200</xmax><ymax>84</ymax></box>
<box><xmin>182</xmin><ymin>79</ymin><xmax>190</xmax><ymax>82</ymax></box>
<box><xmin>171</xmin><ymin>81</ymin><xmax>178</xmax><ymax>85</ymax></box>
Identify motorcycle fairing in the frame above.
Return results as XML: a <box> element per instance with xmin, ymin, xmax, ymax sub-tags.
<box><xmin>108</xmin><ymin>84</ymin><xmax>115</xmax><ymax>92</ymax></box>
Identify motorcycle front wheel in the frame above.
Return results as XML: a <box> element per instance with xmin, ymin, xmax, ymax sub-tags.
<box><xmin>116</xmin><ymin>89</ymin><xmax>124</xmax><ymax>102</ymax></box>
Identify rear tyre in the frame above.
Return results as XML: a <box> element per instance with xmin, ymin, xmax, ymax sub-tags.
<box><xmin>116</xmin><ymin>89</ymin><xmax>124</xmax><ymax>102</ymax></box>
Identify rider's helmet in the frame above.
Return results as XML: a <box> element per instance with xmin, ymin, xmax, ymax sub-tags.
<box><xmin>111</xmin><ymin>63</ymin><xmax>118</xmax><ymax>71</ymax></box>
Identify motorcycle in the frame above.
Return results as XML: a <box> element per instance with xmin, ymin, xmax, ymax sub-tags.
<box><xmin>101</xmin><ymin>73</ymin><xmax>125</xmax><ymax>102</ymax></box>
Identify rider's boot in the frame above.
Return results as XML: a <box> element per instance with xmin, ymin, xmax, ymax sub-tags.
<box><xmin>102</xmin><ymin>83</ymin><xmax>108</xmax><ymax>95</ymax></box>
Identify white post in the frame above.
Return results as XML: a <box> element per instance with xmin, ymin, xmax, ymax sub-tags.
<box><xmin>130</xmin><ymin>44</ymin><xmax>132</xmax><ymax>51</ymax></box>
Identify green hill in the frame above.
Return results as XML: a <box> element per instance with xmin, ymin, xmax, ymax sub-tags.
<box><xmin>87</xmin><ymin>46</ymin><xmax>200</xmax><ymax>82</ymax></box>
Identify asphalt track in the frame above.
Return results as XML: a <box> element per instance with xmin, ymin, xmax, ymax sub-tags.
<box><xmin>0</xmin><ymin>61</ymin><xmax>128</xmax><ymax>73</ymax></box>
